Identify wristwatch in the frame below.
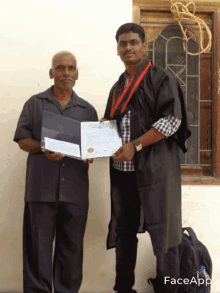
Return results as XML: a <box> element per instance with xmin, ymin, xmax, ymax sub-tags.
<box><xmin>132</xmin><ymin>138</ymin><xmax>143</xmax><ymax>152</ymax></box>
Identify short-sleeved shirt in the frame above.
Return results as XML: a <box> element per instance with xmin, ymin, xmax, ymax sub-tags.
<box><xmin>14</xmin><ymin>86</ymin><xmax>98</xmax><ymax>204</ymax></box>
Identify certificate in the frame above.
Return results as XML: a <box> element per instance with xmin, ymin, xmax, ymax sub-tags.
<box><xmin>81</xmin><ymin>121</ymin><xmax>122</xmax><ymax>159</ymax></box>
<box><xmin>41</xmin><ymin>110</ymin><xmax>81</xmax><ymax>159</ymax></box>
<box><xmin>44</xmin><ymin>137</ymin><xmax>81</xmax><ymax>158</ymax></box>
<box><xmin>41</xmin><ymin>111</ymin><xmax>122</xmax><ymax>159</ymax></box>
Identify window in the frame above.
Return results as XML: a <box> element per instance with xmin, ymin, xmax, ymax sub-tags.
<box><xmin>147</xmin><ymin>24</ymin><xmax>212</xmax><ymax>176</ymax></box>
<box><xmin>133</xmin><ymin>1</ymin><xmax>220</xmax><ymax>183</ymax></box>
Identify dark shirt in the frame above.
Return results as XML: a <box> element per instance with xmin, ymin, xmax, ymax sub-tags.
<box><xmin>14</xmin><ymin>86</ymin><xmax>98</xmax><ymax>203</ymax></box>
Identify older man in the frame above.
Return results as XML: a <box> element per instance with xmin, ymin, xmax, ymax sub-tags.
<box><xmin>14</xmin><ymin>51</ymin><xmax>98</xmax><ymax>293</ymax></box>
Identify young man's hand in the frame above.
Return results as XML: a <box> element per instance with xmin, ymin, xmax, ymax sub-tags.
<box><xmin>112</xmin><ymin>142</ymin><xmax>136</xmax><ymax>161</ymax></box>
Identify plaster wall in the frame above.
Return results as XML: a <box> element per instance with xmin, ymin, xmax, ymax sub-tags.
<box><xmin>0</xmin><ymin>1</ymin><xmax>219</xmax><ymax>292</ymax></box>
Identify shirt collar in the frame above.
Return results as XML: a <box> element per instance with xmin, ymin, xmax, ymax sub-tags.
<box><xmin>124</xmin><ymin>72</ymin><xmax>130</xmax><ymax>81</ymax></box>
<box><xmin>36</xmin><ymin>86</ymin><xmax>86</xmax><ymax>108</ymax></box>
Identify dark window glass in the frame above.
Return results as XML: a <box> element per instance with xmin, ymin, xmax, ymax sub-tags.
<box><xmin>161</xmin><ymin>24</ymin><xmax>183</xmax><ymax>39</ymax></box>
<box><xmin>148</xmin><ymin>25</ymin><xmax>200</xmax><ymax>167</ymax></box>
<box><xmin>148</xmin><ymin>50</ymin><xmax>153</xmax><ymax>62</ymax></box>
<box><xmin>154</xmin><ymin>35</ymin><xmax>166</xmax><ymax>68</ymax></box>
<box><xmin>167</xmin><ymin>38</ymin><xmax>186</xmax><ymax>65</ymax></box>
<box><xmin>187</xmin><ymin>126</ymin><xmax>198</xmax><ymax>164</ymax></box>
<box><xmin>187</xmin><ymin>76</ymin><xmax>199</xmax><ymax>125</ymax></box>
<box><xmin>187</xmin><ymin>37</ymin><xmax>200</xmax><ymax>75</ymax></box>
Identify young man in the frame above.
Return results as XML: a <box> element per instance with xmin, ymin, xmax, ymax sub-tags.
<box><xmin>14</xmin><ymin>51</ymin><xmax>98</xmax><ymax>293</ymax></box>
<box><xmin>103</xmin><ymin>23</ymin><xmax>191</xmax><ymax>293</ymax></box>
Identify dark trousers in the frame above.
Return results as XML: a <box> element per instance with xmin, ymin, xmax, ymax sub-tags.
<box><xmin>23</xmin><ymin>202</ymin><xmax>88</xmax><ymax>293</ymax></box>
<box><xmin>111</xmin><ymin>169</ymin><xmax>140</xmax><ymax>292</ymax></box>
<box><xmin>111</xmin><ymin>169</ymin><xmax>179</xmax><ymax>292</ymax></box>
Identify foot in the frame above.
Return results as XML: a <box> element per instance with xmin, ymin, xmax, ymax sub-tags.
<box><xmin>148</xmin><ymin>277</ymin><xmax>170</xmax><ymax>293</ymax></box>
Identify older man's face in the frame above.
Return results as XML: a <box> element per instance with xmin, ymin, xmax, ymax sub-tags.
<box><xmin>50</xmin><ymin>53</ymin><xmax>78</xmax><ymax>91</ymax></box>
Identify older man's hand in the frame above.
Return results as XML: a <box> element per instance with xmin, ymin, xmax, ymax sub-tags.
<box><xmin>112</xmin><ymin>142</ymin><xmax>136</xmax><ymax>161</ymax></box>
<box><xmin>83</xmin><ymin>159</ymin><xmax>94</xmax><ymax>164</ymax></box>
<box><xmin>42</xmin><ymin>149</ymin><xmax>64</xmax><ymax>161</ymax></box>
<box><xmin>100</xmin><ymin>117</ymin><xmax>107</xmax><ymax>122</ymax></box>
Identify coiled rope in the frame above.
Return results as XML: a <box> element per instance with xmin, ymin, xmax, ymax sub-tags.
<box><xmin>170</xmin><ymin>0</ymin><xmax>212</xmax><ymax>55</ymax></box>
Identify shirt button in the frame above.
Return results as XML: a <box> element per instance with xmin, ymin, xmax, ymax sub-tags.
<box><xmin>61</xmin><ymin>178</ymin><xmax>65</xmax><ymax>182</ymax></box>
<box><xmin>62</xmin><ymin>163</ymin><xmax>65</xmax><ymax>167</ymax></box>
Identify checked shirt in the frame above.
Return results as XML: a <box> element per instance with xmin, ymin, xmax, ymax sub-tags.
<box><xmin>113</xmin><ymin>73</ymin><xmax>181</xmax><ymax>172</ymax></box>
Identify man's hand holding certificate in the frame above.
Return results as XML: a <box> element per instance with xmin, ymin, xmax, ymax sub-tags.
<box><xmin>41</xmin><ymin>149</ymin><xmax>64</xmax><ymax>161</ymax></box>
<box><xmin>81</xmin><ymin>120</ymin><xmax>122</xmax><ymax>159</ymax></box>
<box><xmin>41</xmin><ymin>111</ymin><xmax>122</xmax><ymax>160</ymax></box>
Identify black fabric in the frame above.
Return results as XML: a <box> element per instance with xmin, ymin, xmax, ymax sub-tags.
<box><xmin>109</xmin><ymin>170</ymin><xmax>180</xmax><ymax>293</ymax></box>
<box><xmin>105</xmin><ymin>62</ymin><xmax>191</xmax><ymax>154</ymax></box>
<box><xmin>111</xmin><ymin>169</ymin><xmax>140</xmax><ymax>292</ymax></box>
<box><xmin>13</xmin><ymin>87</ymin><xmax>98</xmax><ymax>202</ymax></box>
<box><xmin>177</xmin><ymin>227</ymin><xmax>212</xmax><ymax>292</ymax></box>
<box><xmin>149</xmin><ymin>228</ymin><xmax>212</xmax><ymax>293</ymax></box>
<box><xmin>17</xmin><ymin>87</ymin><xmax>98</xmax><ymax>293</ymax></box>
<box><xmin>23</xmin><ymin>202</ymin><xmax>88</xmax><ymax>293</ymax></box>
<box><xmin>105</xmin><ymin>64</ymin><xmax>191</xmax><ymax>255</ymax></box>
<box><xmin>154</xmin><ymin>246</ymin><xmax>180</xmax><ymax>293</ymax></box>
<box><xmin>110</xmin><ymin>59</ymin><xmax>150</xmax><ymax>118</ymax></box>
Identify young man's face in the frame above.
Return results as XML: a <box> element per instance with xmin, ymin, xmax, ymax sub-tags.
<box><xmin>49</xmin><ymin>53</ymin><xmax>78</xmax><ymax>91</ymax></box>
<box><xmin>117</xmin><ymin>32</ymin><xmax>146</xmax><ymax>66</ymax></box>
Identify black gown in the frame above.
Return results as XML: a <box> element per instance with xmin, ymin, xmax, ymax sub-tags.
<box><xmin>104</xmin><ymin>61</ymin><xmax>191</xmax><ymax>255</ymax></box>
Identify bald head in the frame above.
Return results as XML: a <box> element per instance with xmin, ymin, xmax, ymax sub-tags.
<box><xmin>51</xmin><ymin>51</ymin><xmax>77</xmax><ymax>70</ymax></box>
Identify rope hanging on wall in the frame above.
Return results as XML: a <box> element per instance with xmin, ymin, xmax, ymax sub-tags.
<box><xmin>170</xmin><ymin>0</ymin><xmax>212</xmax><ymax>55</ymax></box>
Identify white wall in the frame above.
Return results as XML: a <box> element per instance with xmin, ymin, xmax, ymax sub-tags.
<box><xmin>0</xmin><ymin>1</ymin><xmax>219</xmax><ymax>293</ymax></box>
<box><xmin>181</xmin><ymin>186</ymin><xmax>220</xmax><ymax>293</ymax></box>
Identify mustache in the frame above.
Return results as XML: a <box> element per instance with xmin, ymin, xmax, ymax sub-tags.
<box><xmin>60</xmin><ymin>77</ymin><xmax>74</xmax><ymax>81</ymax></box>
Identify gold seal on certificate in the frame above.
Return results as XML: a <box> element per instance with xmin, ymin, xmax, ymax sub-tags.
<box><xmin>41</xmin><ymin>111</ymin><xmax>122</xmax><ymax>159</ymax></box>
<box><xmin>87</xmin><ymin>148</ymin><xmax>94</xmax><ymax>153</ymax></box>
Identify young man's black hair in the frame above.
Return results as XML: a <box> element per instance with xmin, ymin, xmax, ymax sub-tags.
<box><xmin>115</xmin><ymin>22</ymin><xmax>145</xmax><ymax>43</ymax></box>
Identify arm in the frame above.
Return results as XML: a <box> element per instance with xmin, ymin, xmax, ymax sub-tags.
<box><xmin>113</xmin><ymin>117</ymin><xmax>181</xmax><ymax>161</ymax></box>
<box><xmin>18</xmin><ymin>137</ymin><xmax>64</xmax><ymax>161</ymax></box>
<box><xmin>112</xmin><ymin>127</ymin><xmax>164</xmax><ymax>161</ymax></box>
<box><xmin>18</xmin><ymin>137</ymin><xmax>42</xmax><ymax>153</ymax></box>
<box><xmin>113</xmin><ymin>71</ymin><xmax>184</xmax><ymax>161</ymax></box>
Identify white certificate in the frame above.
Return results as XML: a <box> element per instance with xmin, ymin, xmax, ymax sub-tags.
<box><xmin>44</xmin><ymin>137</ymin><xmax>81</xmax><ymax>158</ymax></box>
<box><xmin>81</xmin><ymin>120</ymin><xmax>122</xmax><ymax>159</ymax></box>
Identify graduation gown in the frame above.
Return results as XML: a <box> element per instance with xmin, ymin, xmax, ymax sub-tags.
<box><xmin>104</xmin><ymin>62</ymin><xmax>191</xmax><ymax>256</ymax></box>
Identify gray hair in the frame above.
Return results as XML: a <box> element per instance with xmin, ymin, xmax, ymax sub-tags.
<box><xmin>51</xmin><ymin>51</ymin><xmax>77</xmax><ymax>70</ymax></box>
